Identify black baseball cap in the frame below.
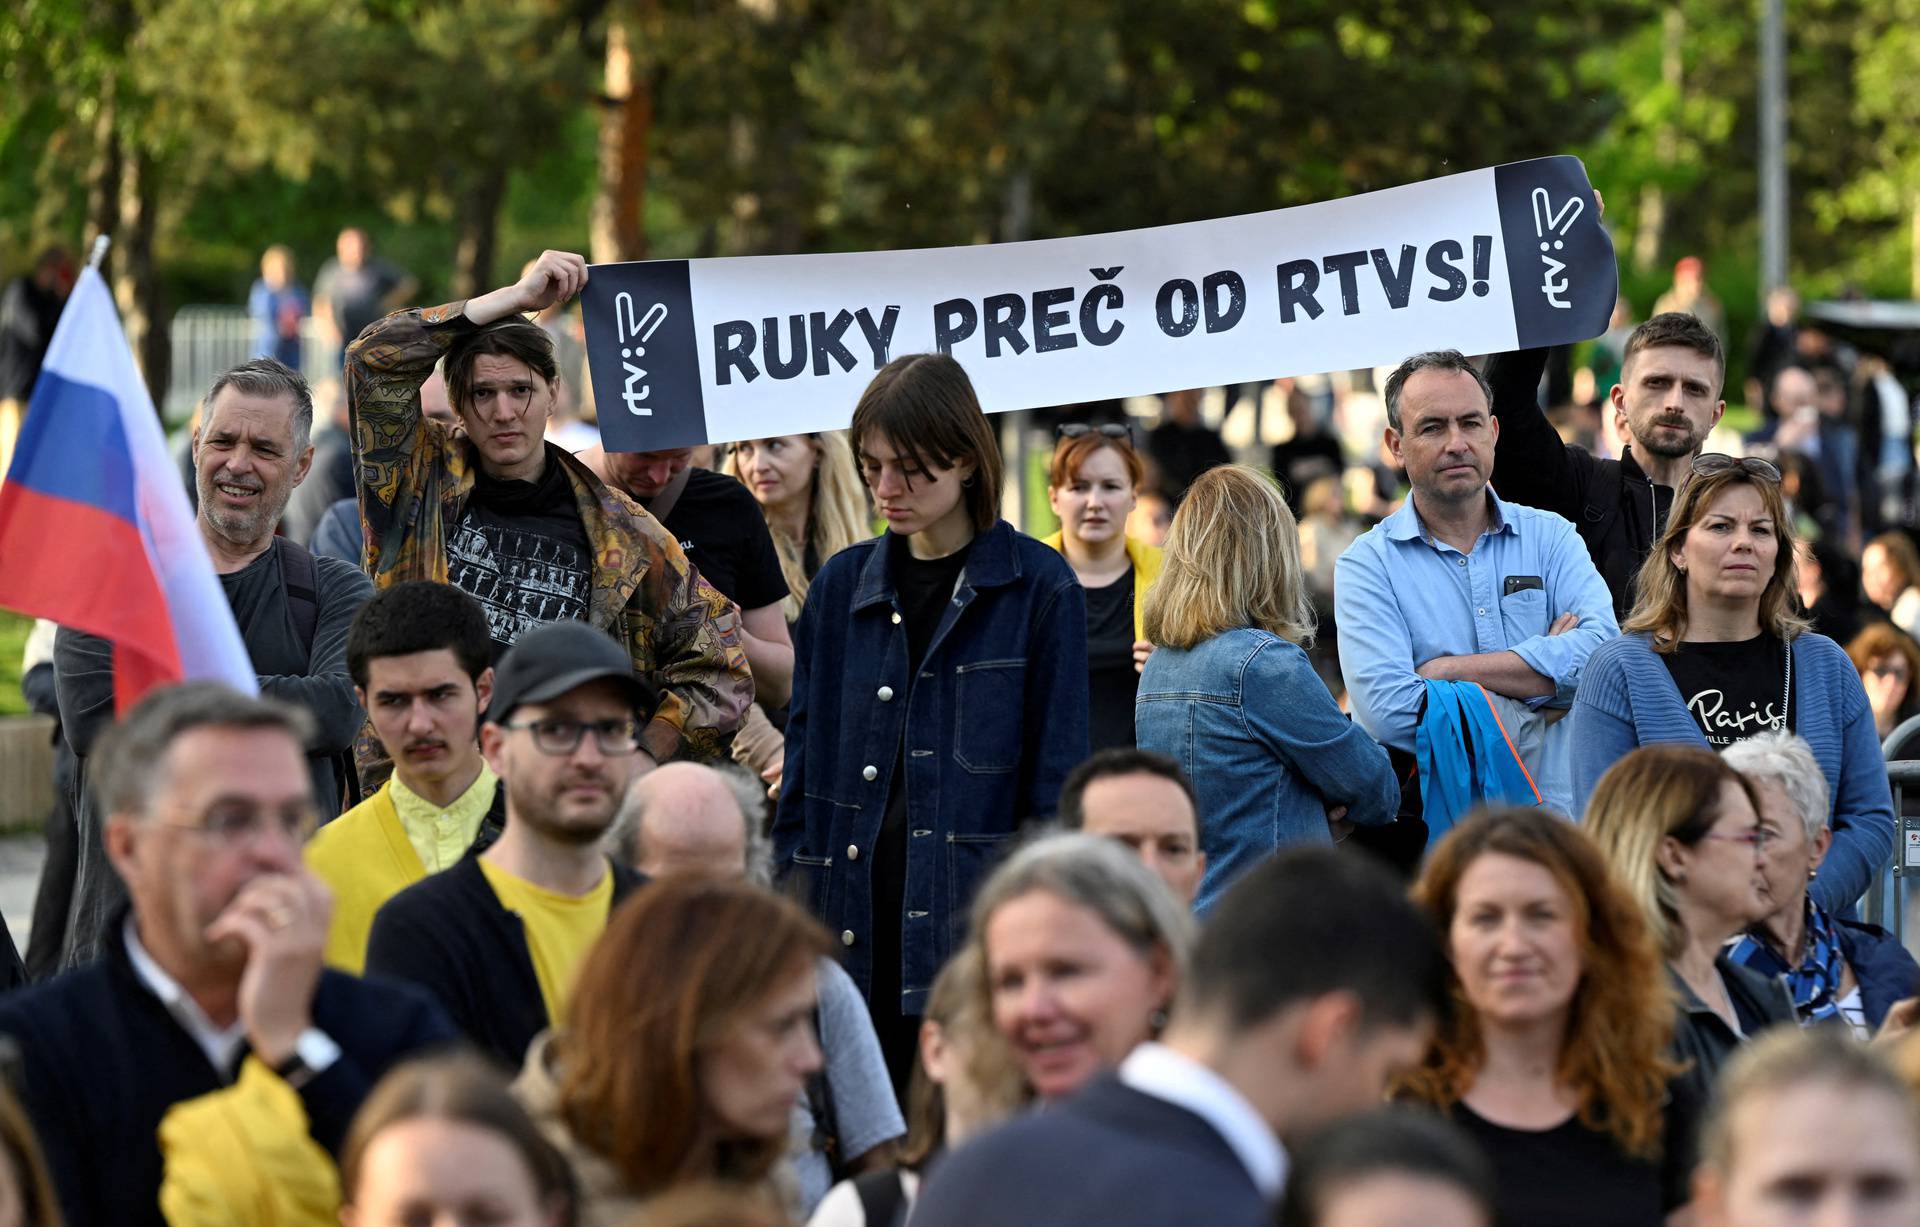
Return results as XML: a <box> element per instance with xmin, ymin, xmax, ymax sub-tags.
<box><xmin>485</xmin><ymin>621</ymin><xmax>659</xmax><ymax>724</ymax></box>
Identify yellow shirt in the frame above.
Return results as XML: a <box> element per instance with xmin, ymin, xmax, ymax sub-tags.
<box><xmin>478</xmin><ymin>858</ymin><xmax>614</xmax><ymax>1025</ymax></box>
<box><xmin>390</xmin><ymin>765</ymin><xmax>498</xmax><ymax>873</ymax></box>
<box><xmin>303</xmin><ymin>766</ymin><xmax>497</xmax><ymax>975</ymax></box>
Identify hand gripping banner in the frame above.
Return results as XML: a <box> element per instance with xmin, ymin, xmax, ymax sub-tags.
<box><xmin>582</xmin><ymin>155</ymin><xmax>1616</xmax><ymax>451</ymax></box>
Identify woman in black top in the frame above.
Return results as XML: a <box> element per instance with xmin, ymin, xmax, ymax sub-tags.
<box><xmin>1042</xmin><ymin>425</ymin><xmax>1163</xmax><ymax>753</ymax></box>
<box><xmin>1401</xmin><ymin>808</ymin><xmax>1692</xmax><ymax>1227</ymax></box>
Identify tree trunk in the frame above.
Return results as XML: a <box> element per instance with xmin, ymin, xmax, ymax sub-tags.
<box><xmin>83</xmin><ymin>83</ymin><xmax>121</xmax><ymax>285</ymax></box>
<box><xmin>1632</xmin><ymin>8</ymin><xmax>1686</xmax><ymax>275</ymax></box>
<box><xmin>591</xmin><ymin>13</ymin><xmax>653</xmax><ymax>263</ymax></box>
<box><xmin>451</xmin><ymin>167</ymin><xmax>506</xmax><ymax>300</ymax></box>
<box><xmin>113</xmin><ymin>148</ymin><xmax>167</xmax><ymax>416</ymax></box>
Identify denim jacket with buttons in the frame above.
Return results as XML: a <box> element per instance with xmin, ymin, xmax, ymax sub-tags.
<box><xmin>772</xmin><ymin>521</ymin><xmax>1089</xmax><ymax>1014</ymax></box>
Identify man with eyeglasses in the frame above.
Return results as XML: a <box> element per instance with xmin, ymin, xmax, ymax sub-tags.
<box><xmin>347</xmin><ymin>249</ymin><xmax>752</xmax><ymax>768</ymax></box>
<box><xmin>364</xmin><ymin>619</ymin><xmax>655</xmax><ymax>1068</ymax></box>
<box><xmin>0</xmin><ymin>682</ymin><xmax>457</xmax><ymax>1227</ymax></box>
<box><xmin>1487</xmin><ymin>310</ymin><xmax>1730</xmax><ymax>621</ymax></box>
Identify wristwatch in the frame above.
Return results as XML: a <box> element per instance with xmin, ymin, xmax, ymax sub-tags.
<box><xmin>272</xmin><ymin>1027</ymin><xmax>342</xmax><ymax>1091</ymax></box>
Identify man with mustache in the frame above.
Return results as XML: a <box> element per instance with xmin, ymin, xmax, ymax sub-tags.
<box><xmin>1487</xmin><ymin>312</ymin><xmax>1729</xmax><ymax>621</ymax></box>
<box><xmin>50</xmin><ymin>357</ymin><xmax>373</xmax><ymax>969</ymax></box>
<box><xmin>363</xmin><ymin>619</ymin><xmax>654</xmax><ymax>1068</ymax></box>
<box><xmin>303</xmin><ymin>581</ymin><xmax>504</xmax><ymax>974</ymax></box>
<box><xmin>1336</xmin><ymin>350</ymin><xmax>1616</xmax><ymax>819</ymax></box>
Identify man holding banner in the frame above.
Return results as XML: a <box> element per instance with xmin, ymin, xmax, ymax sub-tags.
<box><xmin>1487</xmin><ymin>311</ymin><xmax>1728</xmax><ymax>621</ymax></box>
<box><xmin>345</xmin><ymin>251</ymin><xmax>752</xmax><ymax>765</ymax></box>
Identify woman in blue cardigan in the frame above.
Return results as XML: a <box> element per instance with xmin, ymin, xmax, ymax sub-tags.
<box><xmin>1570</xmin><ymin>456</ymin><xmax>1893</xmax><ymax>914</ymax></box>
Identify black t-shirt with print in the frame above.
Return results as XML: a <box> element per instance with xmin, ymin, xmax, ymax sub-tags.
<box><xmin>652</xmin><ymin>467</ymin><xmax>790</xmax><ymax>612</ymax></box>
<box><xmin>1661</xmin><ymin>633</ymin><xmax>1795</xmax><ymax>748</ymax></box>
<box><xmin>449</xmin><ymin>459</ymin><xmax>593</xmax><ymax>661</ymax></box>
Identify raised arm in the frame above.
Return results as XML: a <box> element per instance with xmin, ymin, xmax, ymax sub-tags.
<box><xmin>346</xmin><ymin>252</ymin><xmax>588</xmax><ymax>579</ymax></box>
<box><xmin>1486</xmin><ymin>347</ymin><xmax>1593</xmax><ymax>519</ymax></box>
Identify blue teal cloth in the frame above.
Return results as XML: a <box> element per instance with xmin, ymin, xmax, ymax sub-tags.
<box><xmin>1334</xmin><ymin>489</ymin><xmax>1618</xmax><ymax>816</ymax></box>
<box><xmin>1569</xmin><ymin>631</ymin><xmax>1895</xmax><ymax>915</ymax></box>
<box><xmin>1137</xmin><ymin>628</ymin><xmax>1398</xmax><ymax>913</ymax></box>
<box><xmin>1416</xmin><ymin>680</ymin><xmax>1546</xmax><ymax>849</ymax></box>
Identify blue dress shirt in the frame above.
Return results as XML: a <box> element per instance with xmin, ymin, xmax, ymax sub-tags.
<box><xmin>1334</xmin><ymin>489</ymin><xmax>1618</xmax><ymax>814</ymax></box>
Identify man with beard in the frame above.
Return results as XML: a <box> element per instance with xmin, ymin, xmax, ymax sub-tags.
<box><xmin>1487</xmin><ymin>312</ymin><xmax>1728</xmax><ymax>621</ymax></box>
<box><xmin>0</xmin><ymin>683</ymin><xmax>455</xmax><ymax>1227</ymax></box>
<box><xmin>51</xmin><ymin>358</ymin><xmax>372</xmax><ymax>969</ymax></box>
<box><xmin>364</xmin><ymin>620</ymin><xmax>654</xmax><ymax>1068</ymax></box>
<box><xmin>304</xmin><ymin>581</ymin><xmax>504</xmax><ymax>973</ymax></box>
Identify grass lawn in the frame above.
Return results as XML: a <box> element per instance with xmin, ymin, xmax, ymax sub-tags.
<box><xmin>0</xmin><ymin>611</ymin><xmax>32</xmax><ymax>717</ymax></box>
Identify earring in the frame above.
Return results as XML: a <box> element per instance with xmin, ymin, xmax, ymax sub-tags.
<box><xmin>1148</xmin><ymin>1007</ymin><xmax>1170</xmax><ymax>1035</ymax></box>
<box><xmin>1808</xmin><ymin>868</ymin><xmax>1819</xmax><ymax>882</ymax></box>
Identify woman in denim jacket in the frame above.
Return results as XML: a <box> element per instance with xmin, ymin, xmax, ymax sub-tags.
<box><xmin>1136</xmin><ymin>465</ymin><xmax>1398</xmax><ymax>913</ymax></box>
<box><xmin>772</xmin><ymin>354</ymin><xmax>1089</xmax><ymax>1090</ymax></box>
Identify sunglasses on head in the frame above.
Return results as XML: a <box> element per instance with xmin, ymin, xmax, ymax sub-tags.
<box><xmin>1056</xmin><ymin>422</ymin><xmax>1134</xmax><ymax>444</ymax></box>
<box><xmin>1691</xmin><ymin>453</ymin><xmax>1782</xmax><ymax>483</ymax></box>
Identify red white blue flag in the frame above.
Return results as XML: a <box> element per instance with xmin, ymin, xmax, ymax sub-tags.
<box><xmin>0</xmin><ymin>266</ymin><xmax>255</xmax><ymax>712</ymax></box>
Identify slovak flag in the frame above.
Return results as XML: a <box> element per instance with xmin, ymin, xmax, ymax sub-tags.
<box><xmin>0</xmin><ymin>265</ymin><xmax>255</xmax><ymax>712</ymax></box>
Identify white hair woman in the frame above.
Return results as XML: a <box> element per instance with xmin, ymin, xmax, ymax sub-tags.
<box><xmin>1723</xmin><ymin>730</ymin><xmax>1920</xmax><ymax>1035</ymax></box>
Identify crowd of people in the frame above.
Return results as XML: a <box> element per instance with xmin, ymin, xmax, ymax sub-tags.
<box><xmin>2</xmin><ymin>235</ymin><xmax>1920</xmax><ymax>1227</ymax></box>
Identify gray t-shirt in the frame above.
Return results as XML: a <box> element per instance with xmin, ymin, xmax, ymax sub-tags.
<box><xmin>789</xmin><ymin>958</ymin><xmax>908</xmax><ymax>1214</ymax></box>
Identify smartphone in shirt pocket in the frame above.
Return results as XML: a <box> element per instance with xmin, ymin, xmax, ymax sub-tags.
<box><xmin>1500</xmin><ymin>575</ymin><xmax>1547</xmax><ymax>641</ymax></box>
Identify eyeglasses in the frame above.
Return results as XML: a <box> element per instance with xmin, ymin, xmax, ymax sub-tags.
<box><xmin>1056</xmin><ymin>422</ymin><xmax>1134</xmax><ymax>445</ymax></box>
<box><xmin>160</xmin><ymin>802</ymin><xmax>319</xmax><ymax>849</ymax></box>
<box><xmin>502</xmin><ymin>718</ymin><xmax>642</xmax><ymax>756</ymax></box>
<box><xmin>1691</xmin><ymin>453</ymin><xmax>1782</xmax><ymax>483</ymax></box>
<box><xmin>1699</xmin><ymin>828</ymin><xmax>1774</xmax><ymax>852</ymax></box>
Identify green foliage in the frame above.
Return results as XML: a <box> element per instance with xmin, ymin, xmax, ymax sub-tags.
<box><xmin>0</xmin><ymin>0</ymin><xmax>1914</xmax><ymax>334</ymax></box>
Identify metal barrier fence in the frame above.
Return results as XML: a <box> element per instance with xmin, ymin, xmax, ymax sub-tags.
<box><xmin>1865</xmin><ymin>715</ymin><xmax>1920</xmax><ymax>947</ymax></box>
<box><xmin>162</xmin><ymin>308</ymin><xmax>331</xmax><ymax>425</ymax></box>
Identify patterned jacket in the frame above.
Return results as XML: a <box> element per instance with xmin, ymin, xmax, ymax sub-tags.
<box><xmin>346</xmin><ymin>302</ymin><xmax>751</xmax><ymax>762</ymax></box>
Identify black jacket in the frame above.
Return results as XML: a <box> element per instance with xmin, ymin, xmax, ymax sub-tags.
<box><xmin>912</xmin><ymin>1074</ymin><xmax>1270</xmax><ymax>1227</ymax></box>
<box><xmin>0</xmin><ymin>913</ymin><xmax>457</xmax><ymax>1227</ymax></box>
<box><xmin>1670</xmin><ymin>955</ymin><xmax>1798</xmax><ymax>1106</ymax></box>
<box><xmin>1487</xmin><ymin>347</ymin><xmax>1674</xmax><ymax>622</ymax></box>
<box><xmin>365</xmin><ymin>852</ymin><xmax>645</xmax><ymax>1070</ymax></box>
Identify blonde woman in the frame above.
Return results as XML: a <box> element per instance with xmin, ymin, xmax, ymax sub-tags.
<box><xmin>1569</xmin><ymin>455</ymin><xmax>1894</xmax><ymax>915</ymax></box>
<box><xmin>1136</xmin><ymin>464</ymin><xmax>1397</xmax><ymax>912</ymax></box>
<box><xmin>726</xmin><ymin>432</ymin><xmax>873</xmax><ymax>624</ymax></box>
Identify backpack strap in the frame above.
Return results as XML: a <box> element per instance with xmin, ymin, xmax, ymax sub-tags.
<box><xmin>277</xmin><ymin>537</ymin><xmax>322</xmax><ymax>657</ymax></box>
<box><xmin>275</xmin><ymin>538</ymin><xmax>362</xmax><ymax>810</ymax></box>
<box><xmin>851</xmin><ymin>1169</ymin><xmax>910</xmax><ymax>1227</ymax></box>
<box><xmin>1578</xmin><ymin>469</ymin><xmax>1624</xmax><ymax>555</ymax></box>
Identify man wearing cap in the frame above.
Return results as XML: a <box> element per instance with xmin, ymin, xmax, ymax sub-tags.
<box><xmin>364</xmin><ymin>620</ymin><xmax>654</xmax><ymax>1068</ymax></box>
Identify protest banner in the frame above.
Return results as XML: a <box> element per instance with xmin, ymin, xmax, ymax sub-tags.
<box><xmin>582</xmin><ymin>155</ymin><xmax>1616</xmax><ymax>451</ymax></box>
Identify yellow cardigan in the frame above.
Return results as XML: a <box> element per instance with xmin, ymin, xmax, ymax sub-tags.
<box><xmin>303</xmin><ymin>780</ymin><xmax>427</xmax><ymax>974</ymax></box>
<box><xmin>1040</xmin><ymin>531</ymin><xmax>1165</xmax><ymax>642</ymax></box>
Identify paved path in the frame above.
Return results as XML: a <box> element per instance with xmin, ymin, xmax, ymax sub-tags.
<box><xmin>0</xmin><ymin>833</ymin><xmax>43</xmax><ymax>956</ymax></box>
